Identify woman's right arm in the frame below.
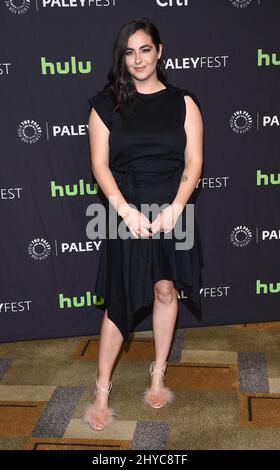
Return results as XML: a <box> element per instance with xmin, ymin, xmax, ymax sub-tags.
<box><xmin>88</xmin><ymin>107</ymin><xmax>130</xmax><ymax>218</ymax></box>
<box><xmin>88</xmin><ymin>108</ymin><xmax>151</xmax><ymax>237</ymax></box>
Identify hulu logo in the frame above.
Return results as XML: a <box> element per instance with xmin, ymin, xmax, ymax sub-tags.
<box><xmin>50</xmin><ymin>179</ymin><xmax>98</xmax><ymax>197</ymax></box>
<box><xmin>41</xmin><ymin>56</ymin><xmax>91</xmax><ymax>75</ymax></box>
<box><xmin>258</xmin><ymin>49</ymin><xmax>280</xmax><ymax>67</ymax></box>
<box><xmin>59</xmin><ymin>291</ymin><xmax>104</xmax><ymax>308</ymax></box>
<box><xmin>256</xmin><ymin>170</ymin><xmax>280</xmax><ymax>186</ymax></box>
<box><xmin>256</xmin><ymin>279</ymin><xmax>280</xmax><ymax>295</ymax></box>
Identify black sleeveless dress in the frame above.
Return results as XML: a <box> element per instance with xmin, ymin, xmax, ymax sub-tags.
<box><xmin>88</xmin><ymin>82</ymin><xmax>204</xmax><ymax>340</ymax></box>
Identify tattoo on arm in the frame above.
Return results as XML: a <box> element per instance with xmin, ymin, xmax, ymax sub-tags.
<box><xmin>181</xmin><ymin>174</ymin><xmax>189</xmax><ymax>182</ymax></box>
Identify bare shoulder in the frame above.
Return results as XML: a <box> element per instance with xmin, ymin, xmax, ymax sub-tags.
<box><xmin>183</xmin><ymin>95</ymin><xmax>202</xmax><ymax>116</ymax></box>
<box><xmin>183</xmin><ymin>97</ymin><xmax>203</xmax><ymax>138</ymax></box>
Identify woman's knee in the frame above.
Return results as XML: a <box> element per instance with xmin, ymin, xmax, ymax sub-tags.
<box><xmin>154</xmin><ymin>280</ymin><xmax>175</xmax><ymax>304</ymax></box>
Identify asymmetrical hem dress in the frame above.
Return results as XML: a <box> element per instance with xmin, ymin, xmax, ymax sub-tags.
<box><xmin>88</xmin><ymin>82</ymin><xmax>204</xmax><ymax>341</ymax></box>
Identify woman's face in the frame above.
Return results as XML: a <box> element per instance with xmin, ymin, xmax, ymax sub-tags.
<box><xmin>125</xmin><ymin>29</ymin><xmax>162</xmax><ymax>83</ymax></box>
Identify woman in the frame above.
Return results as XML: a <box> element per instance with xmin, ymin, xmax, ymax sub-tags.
<box><xmin>83</xmin><ymin>17</ymin><xmax>204</xmax><ymax>431</ymax></box>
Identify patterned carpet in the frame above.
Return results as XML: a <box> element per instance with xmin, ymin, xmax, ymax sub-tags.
<box><xmin>1</xmin><ymin>321</ymin><xmax>280</xmax><ymax>450</ymax></box>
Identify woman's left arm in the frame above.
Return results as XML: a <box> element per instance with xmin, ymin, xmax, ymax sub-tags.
<box><xmin>150</xmin><ymin>95</ymin><xmax>204</xmax><ymax>235</ymax></box>
<box><xmin>171</xmin><ymin>95</ymin><xmax>204</xmax><ymax>213</ymax></box>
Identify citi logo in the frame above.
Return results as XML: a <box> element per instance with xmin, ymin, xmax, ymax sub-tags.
<box><xmin>41</xmin><ymin>56</ymin><xmax>91</xmax><ymax>75</ymax></box>
<box><xmin>156</xmin><ymin>0</ymin><xmax>189</xmax><ymax>6</ymax></box>
<box><xmin>258</xmin><ymin>49</ymin><xmax>280</xmax><ymax>67</ymax></box>
<box><xmin>256</xmin><ymin>170</ymin><xmax>280</xmax><ymax>186</ymax></box>
<box><xmin>58</xmin><ymin>291</ymin><xmax>104</xmax><ymax>308</ymax></box>
<box><xmin>256</xmin><ymin>279</ymin><xmax>280</xmax><ymax>295</ymax></box>
<box><xmin>50</xmin><ymin>179</ymin><xmax>98</xmax><ymax>197</ymax></box>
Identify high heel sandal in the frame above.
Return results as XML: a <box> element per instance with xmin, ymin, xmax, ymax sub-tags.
<box><xmin>82</xmin><ymin>378</ymin><xmax>118</xmax><ymax>430</ymax></box>
<box><xmin>142</xmin><ymin>360</ymin><xmax>175</xmax><ymax>409</ymax></box>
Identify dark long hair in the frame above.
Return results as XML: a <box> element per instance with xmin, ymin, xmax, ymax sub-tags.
<box><xmin>100</xmin><ymin>17</ymin><xmax>167</xmax><ymax>114</ymax></box>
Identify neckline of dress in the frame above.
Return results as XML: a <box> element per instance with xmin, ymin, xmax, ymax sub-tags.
<box><xmin>136</xmin><ymin>83</ymin><xmax>169</xmax><ymax>98</ymax></box>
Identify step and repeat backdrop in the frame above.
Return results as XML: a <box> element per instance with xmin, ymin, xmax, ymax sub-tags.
<box><xmin>0</xmin><ymin>0</ymin><xmax>279</xmax><ymax>343</ymax></box>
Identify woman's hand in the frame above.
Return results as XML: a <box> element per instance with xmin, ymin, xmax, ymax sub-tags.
<box><xmin>121</xmin><ymin>206</ymin><xmax>152</xmax><ymax>238</ymax></box>
<box><xmin>149</xmin><ymin>203</ymin><xmax>184</xmax><ymax>235</ymax></box>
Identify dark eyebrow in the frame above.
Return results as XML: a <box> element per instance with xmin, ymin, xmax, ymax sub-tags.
<box><xmin>126</xmin><ymin>44</ymin><xmax>152</xmax><ymax>51</ymax></box>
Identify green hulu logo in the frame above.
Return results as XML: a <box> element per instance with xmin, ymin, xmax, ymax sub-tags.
<box><xmin>256</xmin><ymin>279</ymin><xmax>280</xmax><ymax>295</ymax></box>
<box><xmin>50</xmin><ymin>179</ymin><xmax>98</xmax><ymax>197</ymax></box>
<box><xmin>256</xmin><ymin>170</ymin><xmax>280</xmax><ymax>186</ymax></box>
<box><xmin>258</xmin><ymin>48</ymin><xmax>280</xmax><ymax>67</ymax></box>
<box><xmin>41</xmin><ymin>56</ymin><xmax>91</xmax><ymax>75</ymax></box>
<box><xmin>58</xmin><ymin>291</ymin><xmax>104</xmax><ymax>308</ymax></box>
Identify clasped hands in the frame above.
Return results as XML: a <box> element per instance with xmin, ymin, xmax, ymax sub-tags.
<box><xmin>122</xmin><ymin>204</ymin><xmax>184</xmax><ymax>239</ymax></box>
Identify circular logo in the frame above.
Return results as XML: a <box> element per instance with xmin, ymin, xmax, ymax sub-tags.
<box><xmin>5</xmin><ymin>0</ymin><xmax>31</xmax><ymax>15</ymax></box>
<box><xmin>18</xmin><ymin>119</ymin><xmax>42</xmax><ymax>144</ymax></box>
<box><xmin>230</xmin><ymin>110</ymin><xmax>253</xmax><ymax>134</ymax></box>
<box><xmin>229</xmin><ymin>0</ymin><xmax>252</xmax><ymax>8</ymax></box>
<box><xmin>28</xmin><ymin>238</ymin><xmax>51</xmax><ymax>260</ymax></box>
<box><xmin>230</xmin><ymin>226</ymin><xmax>252</xmax><ymax>247</ymax></box>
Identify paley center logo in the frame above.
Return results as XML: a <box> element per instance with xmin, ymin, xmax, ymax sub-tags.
<box><xmin>5</xmin><ymin>0</ymin><xmax>31</xmax><ymax>15</ymax></box>
<box><xmin>229</xmin><ymin>110</ymin><xmax>253</xmax><ymax>134</ymax></box>
<box><xmin>18</xmin><ymin>118</ymin><xmax>87</xmax><ymax>143</ymax></box>
<box><xmin>18</xmin><ymin>119</ymin><xmax>42</xmax><ymax>144</ymax></box>
<box><xmin>27</xmin><ymin>237</ymin><xmax>102</xmax><ymax>259</ymax></box>
<box><xmin>86</xmin><ymin>197</ymin><xmax>195</xmax><ymax>251</ymax></box>
<box><xmin>229</xmin><ymin>0</ymin><xmax>252</xmax><ymax>8</ymax></box>
<box><xmin>28</xmin><ymin>238</ymin><xmax>51</xmax><ymax>260</ymax></box>
<box><xmin>231</xmin><ymin>109</ymin><xmax>279</xmax><ymax>133</ymax></box>
<box><xmin>5</xmin><ymin>0</ymin><xmax>117</xmax><ymax>14</ymax></box>
<box><xmin>230</xmin><ymin>225</ymin><xmax>252</xmax><ymax>247</ymax></box>
<box><xmin>230</xmin><ymin>225</ymin><xmax>280</xmax><ymax>246</ymax></box>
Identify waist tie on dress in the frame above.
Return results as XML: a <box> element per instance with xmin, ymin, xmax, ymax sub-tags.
<box><xmin>109</xmin><ymin>166</ymin><xmax>183</xmax><ymax>262</ymax></box>
<box><xmin>110</xmin><ymin>166</ymin><xmax>183</xmax><ymax>194</ymax></box>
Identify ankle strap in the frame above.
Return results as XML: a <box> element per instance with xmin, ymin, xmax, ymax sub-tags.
<box><xmin>95</xmin><ymin>378</ymin><xmax>112</xmax><ymax>395</ymax></box>
<box><xmin>150</xmin><ymin>360</ymin><xmax>167</xmax><ymax>376</ymax></box>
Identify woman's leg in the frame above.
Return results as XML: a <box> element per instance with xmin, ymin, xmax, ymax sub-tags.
<box><xmin>150</xmin><ymin>280</ymin><xmax>178</xmax><ymax>398</ymax></box>
<box><xmin>94</xmin><ymin>309</ymin><xmax>124</xmax><ymax>409</ymax></box>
